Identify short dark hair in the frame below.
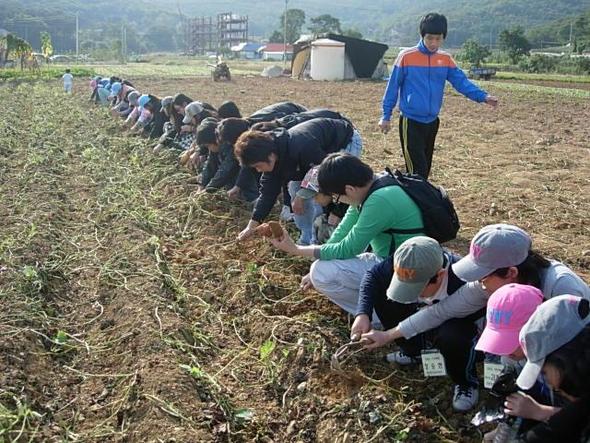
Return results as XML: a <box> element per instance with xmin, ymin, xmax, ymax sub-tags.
<box><xmin>317</xmin><ymin>153</ymin><xmax>374</xmax><ymax>195</ymax></box>
<box><xmin>250</xmin><ymin>121</ymin><xmax>278</xmax><ymax>131</ymax></box>
<box><xmin>420</xmin><ymin>13</ymin><xmax>448</xmax><ymax>38</ymax></box>
<box><xmin>65</xmin><ymin>68</ymin><xmax>71</xmax><ymax>73</ymax></box>
<box><xmin>194</xmin><ymin>108</ymin><xmax>217</xmax><ymax>125</ymax></box>
<box><xmin>234</xmin><ymin>130</ymin><xmax>277</xmax><ymax>166</ymax></box>
<box><xmin>217</xmin><ymin>118</ymin><xmax>250</xmax><ymax>146</ymax></box>
<box><xmin>490</xmin><ymin>250</ymin><xmax>551</xmax><ymax>289</ymax></box>
<box><xmin>196</xmin><ymin>117</ymin><xmax>219</xmax><ymax>145</ymax></box>
<box><xmin>217</xmin><ymin>101</ymin><xmax>242</xmax><ymax>119</ymax></box>
<box><xmin>172</xmin><ymin>93</ymin><xmax>193</xmax><ymax>107</ymax></box>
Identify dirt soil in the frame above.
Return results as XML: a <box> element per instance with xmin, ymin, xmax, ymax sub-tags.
<box><xmin>0</xmin><ymin>75</ymin><xmax>588</xmax><ymax>443</ymax></box>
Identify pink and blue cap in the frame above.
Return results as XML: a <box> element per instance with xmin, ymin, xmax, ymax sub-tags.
<box><xmin>475</xmin><ymin>284</ymin><xmax>544</xmax><ymax>356</ymax></box>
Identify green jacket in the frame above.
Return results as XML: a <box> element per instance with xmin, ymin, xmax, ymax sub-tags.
<box><xmin>319</xmin><ymin>185</ymin><xmax>424</xmax><ymax>260</ymax></box>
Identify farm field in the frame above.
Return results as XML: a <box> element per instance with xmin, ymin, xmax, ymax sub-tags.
<box><xmin>0</xmin><ymin>72</ymin><xmax>588</xmax><ymax>442</ymax></box>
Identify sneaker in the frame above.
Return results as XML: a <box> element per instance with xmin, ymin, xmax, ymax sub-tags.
<box><xmin>280</xmin><ymin>205</ymin><xmax>294</xmax><ymax>222</ymax></box>
<box><xmin>385</xmin><ymin>350</ymin><xmax>421</xmax><ymax>365</ymax></box>
<box><xmin>452</xmin><ymin>385</ymin><xmax>479</xmax><ymax>412</ymax></box>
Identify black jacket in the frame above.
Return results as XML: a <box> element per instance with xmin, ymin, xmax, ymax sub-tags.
<box><xmin>204</xmin><ymin>143</ymin><xmax>240</xmax><ymax>191</ymax></box>
<box><xmin>251</xmin><ymin>117</ymin><xmax>354</xmax><ymax>222</ymax></box>
<box><xmin>276</xmin><ymin>109</ymin><xmax>352</xmax><ymax>130</ymax></box>
<box><xmin>247</xmin><ymin>101</ymin><xmax>308</xmax><ymax>124</ymax></box>
<box><xmin>524</xmin><ymin>394</ymin><xmax>590</xmax><ymax>443</ymax></box>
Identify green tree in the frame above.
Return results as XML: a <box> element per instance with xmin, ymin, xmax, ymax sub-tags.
<box><xmin>12</xmin><ymin>36</ymin><xmax>33</xmax><ymax>70</ymax></box>
<box><xmin>308</xmin><ymin>14</ymin><xmax>341</xmax><ymax>36</ymax></box>
<box><xmin>460</xmin><ymin>39</ymin><xmax>491</xmax><ymax>67</ymax></box>
<box><xmin>268</xmin><ymin>30</ymin><xmax>284</xmax><ymax>43</ymax></box>
<box><xmin>40</xmin><ymin>31</ymin><xmax>53</xmax><ymax>61</ymax></box>
<box><xmin>271</xmin><ymin>9</ymin><xmax>306</xmax><ymax>44</ymax></box>
<box><xmin>342</xmin><ymin>28</ymin><xmax>363</xmax><ymax>39</ymax></box>
<box><xmin>499</xmin><ymin>27</ymin><xmax>531</xmax><ymax>63</ymax></box>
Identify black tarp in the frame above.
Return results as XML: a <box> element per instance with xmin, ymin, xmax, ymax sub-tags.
<box><xmin>324</xmin><ymin>33</ymin><xmax>388</xmax><ymax>78</ymax></box>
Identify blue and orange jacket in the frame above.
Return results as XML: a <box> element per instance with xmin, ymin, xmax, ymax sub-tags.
<box><xmin>382</xmin><ymin>39</ymin><xmax>488</xmax><ymax>124</ymax></box>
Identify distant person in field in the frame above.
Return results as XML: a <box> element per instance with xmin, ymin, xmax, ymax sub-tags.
<box><xmin>62</xmin><ymin>68</ymin><xmax>73</xmax><ymax>94</ymax></box>
<box><xmin>378</xmin><ymin>12</ymin><xmax>499</xmax><ymax>179</ymax></box>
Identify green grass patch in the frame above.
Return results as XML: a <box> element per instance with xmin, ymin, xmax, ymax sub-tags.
<box><xmin>0</xmin><ymin>66</ymin><xmax>96</xmax><ymax>81</ymax></box>
<box><xmin>495</xmin><ymin>71</ymin><xmax>590</xmax><ymax>83</ymax></box>
<box><xmin>80</xmin><ymin>59</ymin><xmax>280</xmax><ymax>78</ymax></box>
<box><xmin>486</xmin><ymin>80</ymin><xmax>590</xmax><ymax>98</ymax></box>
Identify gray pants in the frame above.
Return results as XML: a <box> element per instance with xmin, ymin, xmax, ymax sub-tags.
<box><xmin>309</xmin><ymin>253</ymin><xmax>383</xmax><ymax>327</ymax></box>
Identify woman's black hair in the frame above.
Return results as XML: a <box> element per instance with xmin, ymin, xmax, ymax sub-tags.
<box><xmin>196</xmin><ymin>117</ymin><xmax>219</xmax><ymax>145</ymax></box>
<box><xmin>172</xmin><ymin>93</ymin><xmax>193</xmax><ymax>107</ymax></box>
<box><xmin>217</xmin><ymin>118</ymin><xmax>250</xmax><ymax>146</ymax></box>
<box><xmin>317</xmin><ymin>153</ymin><xmax>374</xmax><ymax>195</ymax></box>
<box><xmin>545</xmin><ymin>323</ymin><xmax>590</xmax><ymax>398</ymax></box>
<box><xmin>419</xmin><ymin>13</ymin><xmax>448</xmax><ymax>38</ymax></box>
<box><xmin>217</xmin><ymin>101</ymin><xmax>242</xmax><ymax>119</ymax></box>
<box><xmin>490</xmin><ymin>250</ymin><xmax>551</xmax><ymax>289</ymax></box>
<box><xmin>234</xmin><ymin>130</ymin><xmax>277</xmax><ymax>166</ymax></box>
<box><xmin>145</xmin><ymin>94</ymin><xmax>161</xmax><ymax>112</ymax></box>
<box><xmin>194</xmin><ymin>108</ymin><xmax>218</xmax><ymax>126</ymax></box>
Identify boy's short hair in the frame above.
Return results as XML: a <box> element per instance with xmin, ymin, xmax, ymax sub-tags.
<box><xmin>217</xmin><ymin>118</ymin><xmax>250</xmax><ymax>146</ymax></box>
<box><xmin>65</xmin><ymin>68</ymin><xmax>71</xmax><ymax>73</ymax></box>
<box><xmin>420</xmin><ymin>13</ymin><xmax>448</xmax><ymax>38</ymax></box>
<box><xmin>234</xmin><ymin>130</ymin><xmax>277</xmax><ymax>166</ymax></box>
<box><xmin>196</xmin><ymin>117</ymin><xmax>219</xmax><ymax>145</ymax></box>
<box><xmin>317</xmin><ymin>153</ymin><xmax>373</xmax><ymax>195</ymax></box>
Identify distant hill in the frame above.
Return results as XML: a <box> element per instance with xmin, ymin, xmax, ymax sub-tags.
<box><xmin>1</xmin><ymin>0</ymin><xmax>589</xmax><ymax>52</ymax></box>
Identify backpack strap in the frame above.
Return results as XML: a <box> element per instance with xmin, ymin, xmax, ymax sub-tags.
<box><xmin>361</xmin><ymin>168</ymin><xmax>424</xmax><ymax>255</ymax></box>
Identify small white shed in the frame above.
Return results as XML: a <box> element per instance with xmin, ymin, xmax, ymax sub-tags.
<box><xmin>310</xmin><ymin>38</ymin><xmax>345</xmax><ymax>81</ymax></box>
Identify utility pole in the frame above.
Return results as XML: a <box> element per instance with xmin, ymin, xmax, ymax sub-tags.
<box><xmin>75</xmin><ymin>12</ymin><xmax>79</xmax><ymax>63</ymax></box>
<box><xmin>121</xmin><ymin>24</ymin><xmax>127</xmax><ymax>64</ymax></box>
<box><xmin>569</xmin><ymin>21</ymin><xmax>573</xmax><ymax>44</ymax></box>
<box><xmin>283</xmin><ymin>0</ymin><xmax>288</xmax><ymax>69</ymax></box>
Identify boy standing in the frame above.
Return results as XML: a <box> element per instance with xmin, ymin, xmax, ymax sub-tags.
<box><xmin>62</xmin><ymin>69</ymin><xmax>73</xmax><ymax>94</ymax></box>
<box><xmin>378</xmin><ymin>13</ymin><xmax>498</xmax><ymax>179</ymax></box>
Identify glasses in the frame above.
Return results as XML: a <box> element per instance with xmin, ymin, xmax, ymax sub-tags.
<box><xmin>331</xmin><ymin>194</ymin><xmax>341</xmax><ymax>204</ymax></box>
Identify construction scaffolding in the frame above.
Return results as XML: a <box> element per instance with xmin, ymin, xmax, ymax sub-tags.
<box><xmin>184</xmin><ymin>16</ymin><xmax>216</xmax><ymax>55</ymax></box>
<box><xmin>183</xmin><ymin>12</ymin><xmax>248</xmax><ymax>55</ymax></box>
<box><xmin>217</xmin><ymin>13</ymin><xmax>248</xmax><ymax>50</ymax></box>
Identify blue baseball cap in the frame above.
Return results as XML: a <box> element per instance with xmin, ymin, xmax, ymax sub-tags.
<box><xmin>108</xmin><ymin>82</ymin><xmax>122</xmax><ymax>97</ymax></box>
<box><xmin>138</xmin><ymin>94</ymin><xmax>150</xmax><ymax>108</ymax></box>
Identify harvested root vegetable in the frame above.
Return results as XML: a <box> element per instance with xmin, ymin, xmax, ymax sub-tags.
<box><xmin>179</xmin><ymin>148</ymin><xmax>194</xmax><ymax>166</ymax></box>
<box><xmin>254</xmin><ymin>221</ymin><xmax>283</xmax><ymax>239</ymax></box>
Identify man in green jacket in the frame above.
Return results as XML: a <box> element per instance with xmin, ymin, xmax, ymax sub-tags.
<box><xmin>270</xmin><ymin>153</ymin><xmax>424</xmax><ymax>317</ymax></box>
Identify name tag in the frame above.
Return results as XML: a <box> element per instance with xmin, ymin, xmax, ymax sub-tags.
<box><xmin>421</xmin><ymin>349</ymin><xmax>447</xmax><ymax>377</ymax></box>
<box><xmin>484</xmin><ymin>362</ymin><xmax>505</xmax><ymax>389</ymax></box>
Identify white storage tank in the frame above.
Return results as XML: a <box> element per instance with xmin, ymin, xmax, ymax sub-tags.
<box><xmin>310</xmin><ymin>39</ymin><xmax>345</xmax><ymax>81</ymax></box>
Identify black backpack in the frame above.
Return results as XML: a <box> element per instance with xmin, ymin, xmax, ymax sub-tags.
<box><xmin>361</xmin><ymin>168</ymin><xmax>460</xmax><ymax>247</ymax></box>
